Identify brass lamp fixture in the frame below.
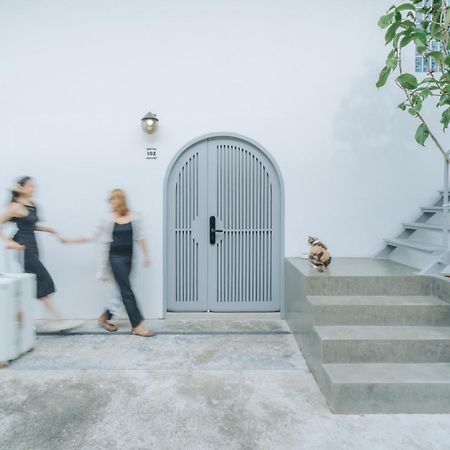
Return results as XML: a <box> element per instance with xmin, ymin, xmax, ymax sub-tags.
<box><xmin>141</xmin><ymin>111</ymin><xmax>159</xmax><ymax>134</ymax></box>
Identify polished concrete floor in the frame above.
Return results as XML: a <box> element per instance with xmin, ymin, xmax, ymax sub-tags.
<box><xmin>2</xmin><ymin>314</ymin><xmax>450</xmax><ymax>450</ymax></box>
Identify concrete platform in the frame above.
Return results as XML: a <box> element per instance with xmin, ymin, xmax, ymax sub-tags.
<box><xmin>286</xmin><ymin>257</ymin><xmax>450</xmax><ymax>414</ymax></box>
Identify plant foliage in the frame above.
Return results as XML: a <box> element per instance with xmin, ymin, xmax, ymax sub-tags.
<box><xmin>377</xmin><ymin>0</ymin><xmax>450</xmax><ymax>160</ymax></box>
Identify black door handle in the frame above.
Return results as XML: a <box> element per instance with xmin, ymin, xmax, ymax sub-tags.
<box><xmin>209</xmin><ymin>216</ymin><xmax>223</xmax><ymax>244</ymax></box>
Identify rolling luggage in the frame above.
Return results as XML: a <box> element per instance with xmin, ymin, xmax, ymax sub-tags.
<box><xmin>0</xmin><ymin>248</ymin><xmax>36</xmax><ymax>368</ymax></box>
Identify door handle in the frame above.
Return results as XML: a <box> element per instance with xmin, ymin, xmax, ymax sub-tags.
<box><xmin>209</xmin><ymin>216</ymin><xmax>223</xmax><ymax>244</ymax></box>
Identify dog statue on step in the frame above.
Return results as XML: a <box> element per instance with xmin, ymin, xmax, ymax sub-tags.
<box><xmin>308</xmin><ymin>236</ymin><xmax>332</xmax><ymax>272</ymax></box>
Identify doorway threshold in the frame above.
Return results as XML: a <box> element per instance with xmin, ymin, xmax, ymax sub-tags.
<box><xmin>166</xmin><ymin>312</ymin><xmax>281</xmax><ymax>321</ymax></box>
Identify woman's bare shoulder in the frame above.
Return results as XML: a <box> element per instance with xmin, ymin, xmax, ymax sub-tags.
<box><xmin>9</xmin><ymin>202</ymin><xmax>26</xmax><ymax>213</ymax></box>
<box><xmin>2</xmin><ymin>202</ymin><xmax>26</xmax><ymax>219</ymax></box>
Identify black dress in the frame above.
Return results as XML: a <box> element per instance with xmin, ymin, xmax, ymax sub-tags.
<box><xmin>11</xmin><ymin>203</ymin><xmax>56</xmax><ymax>298</ymax></box>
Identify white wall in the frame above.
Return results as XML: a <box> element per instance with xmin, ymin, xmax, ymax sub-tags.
<box><xmin>0</xmin><ymin>0</ymin><xmax>444</xmax><ymax>318</ymax></box>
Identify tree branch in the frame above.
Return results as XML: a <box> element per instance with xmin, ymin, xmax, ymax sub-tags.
<box><xmin>398</xmin><ymin>45</ymin><xmax>450</xmax><ymax>163</ymax></box>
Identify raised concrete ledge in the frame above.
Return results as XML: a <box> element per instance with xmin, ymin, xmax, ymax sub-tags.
<box><xmin>287</xmin><ymin>257</ymin><xmax>432</xmax><ymax>296</ymax></box>
<box><xmin>432</xmin><ymin>275</ymin><xmax>450</xmax><ymax>303</ymax></box>
<box><xmin>285</xmin><ymin>257</ymin><xmax>450</xmax><ymax>413</ymax></box>
<box><xmin>288</xmin><ymin>257</ymin><xmax>418</xmax><ymax>278</ymax></box>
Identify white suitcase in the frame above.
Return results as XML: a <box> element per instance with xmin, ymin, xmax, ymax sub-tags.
<box><xmin>0</xmin><ymin>248</ymin><xmax>36</xmax><ymax>367</ymax></box>
<box><xmin>5</xmin><ymin>273</ymin><xmax>36</xmax><ymax>355</ymax></box>
<box><xmin>0</xmin><ymin>277</ymin><xmax>19</xmax><ymax>365</ymax></box>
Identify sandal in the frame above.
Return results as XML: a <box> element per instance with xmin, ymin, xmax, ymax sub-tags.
<box><xmin>131</xmin><ymin>325</ymin><xmax>155</xmax><ymax>337</ymax></box>
<box><xmin>98</xmin><ymin>313</ymin><xmax>118</xmax><ymax>332</ymax></box>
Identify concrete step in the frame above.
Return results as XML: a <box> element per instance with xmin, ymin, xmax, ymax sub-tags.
<box><xmin>307</xmin><ymin>295</ymin><xmax>450</xmax><ymax>326</ymax></box>
<box><xmin>323</xmin><ymin>362</ymin><xmax>450</xmax><ymax>413</ymax></box>
<box><xmin>305</xmin><ymin>275</ymin><xmax>430</xmax><ymax>296</ymax></box>
<box><xmin>384</xmin><ymin>238</ymin><xmax>442</xmax><ymax>254</ymax></box>
<box><xmin>314</xmin><ymin>325</ymin><xmax>450</xmax><ymax>363</ymax></box>
<box><xmin>421</xmin><ymin>206</ymin><xmax>450</xmax><ymax>213</ymax></box>
<box><xmin>402</xmin><ymin>222</ymin><xmax>445</xmax><ymax>232</ymax></box>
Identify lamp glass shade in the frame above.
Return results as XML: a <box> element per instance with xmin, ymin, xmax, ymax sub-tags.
<box><xmin>141</xmin><ymin>112</ymin><xmax>159</xmax><ymax>134</ymax></box>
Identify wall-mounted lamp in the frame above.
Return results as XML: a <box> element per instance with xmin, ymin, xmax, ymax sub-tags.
<box><xmin>141</xmin><ymin>111</ymin><xmax>159</xmax><ymax>134</ymax></box>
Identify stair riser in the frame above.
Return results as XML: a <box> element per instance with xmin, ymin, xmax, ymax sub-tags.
<box><xmin>312</xmin><ymin>305</ymin><xmax>450</xmax><ymax>326</ymax></box>
<box><xmin>330</xmin><ymin>383</ymin><xmax>450</xmax><ymax>414</ymax></box>
<box><xmin>321</xmin><ymin>340</ymin><xmax>450</xmax><ymax>363</ymax></box>
<box><xmin>306</xmin><ymin>277</ymin><xmax>431</xmax><ymax>296</ymax></box>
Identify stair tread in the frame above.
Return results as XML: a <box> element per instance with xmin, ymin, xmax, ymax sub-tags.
<box><xmin>403</xmin><ymin>222</ymin><xmax>444</xmax><ymax>231</ymax></box>
<box><xmin>421</xmin><ymin>206</ymin><xmax>449</xmax><ymax>211</ymax></box>
<box><xmin>315</xmin><ymin>325</ymin><xmax>450</xmax><ymax>340</ymax></box>
<box><xmin>323</xmin><ymin>362</ymin><xmax>450</xmax><ymax>383</ymax></box>
<box><xmin>384</xmin><ymin>238</ymin><xmax>442</xmax><ymax>253</ymax></box>
<box><xmin>308</xmin><ymin>295</ymin><xmax>448</xmax><ymax>306</ymax></box>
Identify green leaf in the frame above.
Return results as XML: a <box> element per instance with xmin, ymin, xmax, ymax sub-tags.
<box><xmin>398</xmin><ymin>101</ymin><xmax>407</xmax><ymax>110</ymax></box>
<box><xmin>400</xmin><ymin>34</ymin><xmax>413</xmax><ymax>47</ymax></box>
<box><xmin>428</xmin><ymin>51</ymin><xmax>444</xmax><ymax>62</ymax></box>
<box><xmin>394</xmin><ymin>31</ymin><xmax>406</xmax><ymax>47</ymax></box>
<box><xmin>397</xmin><ymin>3</ymin><xmax>415</xmax><ymax>12</ymax></box>
<box><xmin>385</xmin><ymin>22</ymin><xmax>401</xmax><ymax>44</ymax></box>
<box><xmin>386</xmin><ymin>50</ymin><xmax>398</xmax><ymax>70</ymax></box>
<box><xmin>415</xmin><ymin>123</ymin><xmax>430</xmax><ymax>146</ymax></box>
<box><xmin>444</xmin><ymin>55</ymin><xmax>450</xmax><ymax>66</ymax></box>
<box><xmin>409</xmin><ymin>101</ymin><xmax>422</xmax><ymax>116</ymax></box>
<box><xmin>421</xmin><ymin>87</ymin><xmax>431</xmax><ymax>99</ymax></box>
<box><xmin>396</xmin><ymin>73</ymin><xmax>418</xmax><ymax>89</ymax></box>
<box><xmin>401</xmin><ymin>20</ymin><xmax>415</xmax><ymax>29</ymax></box>
<box><xmin>438</xmin><ymin>94</ymin><xmax>450</xmax><ymax>106</ymax></box>
<box><xmin>430</xmin><ymin>23</ymin><xmax>441</xmax><ymax>40</ymax></box>
<box><xmin>376</xmin><ymin>66</ymin><xmax>391</xmax><ymax>88</ymax></box>
<box><xmin>413</xmin><ymin>30</ymin><xmax>428</xmax><ymax>48</ymax></box>
<box><xmin>421</xmin><ymin>20</ymin><xmax>430</xmax><ymax>30</ymax></box>
<box><xmin>378</xmin><ymin>13</ymin><xmax>394</xmax><ymax>29</ymax></box>
<box><xmin>441</xmin><ymin>107</ymin><xmax>450</xmax><ymax>130</ymax></box>
<box><xmin>445</xmin><ymin>7</ymin><xmax>450</xmax><ymax>28</ymax></box>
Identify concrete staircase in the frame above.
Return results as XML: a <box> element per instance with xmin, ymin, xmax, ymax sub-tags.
<box><xmin>376</xmin><ymin>189</ymin><xmax>450</xmax><ymax>275</ymax></box>
<box><xmin>285</xmin><ymin>257</ymin><xmax>450</xmax><ymax>413</ymax></box>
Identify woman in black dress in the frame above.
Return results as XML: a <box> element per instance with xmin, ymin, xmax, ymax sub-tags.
<box><xmin>0</xmin><ymin>176</ymin><xmax>81</xmax><ymax>330</ymax></box>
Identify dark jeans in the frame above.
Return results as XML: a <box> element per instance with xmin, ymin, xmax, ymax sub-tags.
<box><xmin>108</xmin><ymin>252</ymin><xmax>144</xmax><ymax>328</ymax></box>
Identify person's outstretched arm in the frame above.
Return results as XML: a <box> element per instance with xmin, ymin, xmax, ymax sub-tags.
<box><xmin>59</xmin><ymin>217</ymin><xmax>107</xmax><ymax>244</ymax></box>
<box><xmin>35</xmin><ymin>224</ymin><xmax>58</xmax><ymax>235</ymax></box>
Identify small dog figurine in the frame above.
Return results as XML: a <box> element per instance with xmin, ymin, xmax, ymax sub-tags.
<box><xmin>308</xmin><ymin>236</ymin><xmax>332</xmax><ymax>272</ymax></box>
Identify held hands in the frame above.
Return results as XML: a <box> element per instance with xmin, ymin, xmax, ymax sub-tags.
<box><xmin>58</xmin><ymin>236</ymin><xmax>90</xmax><ymax>244</ymax></box>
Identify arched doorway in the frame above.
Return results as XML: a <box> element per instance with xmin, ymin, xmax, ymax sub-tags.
<box><xmin>163</xmin><ymin>133</ymin><xmax>284</xmax><ymax>313</ymax></box>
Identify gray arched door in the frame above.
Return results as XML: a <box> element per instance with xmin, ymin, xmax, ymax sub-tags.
<box><xmin>164</xmin><ymin>134</ymin><xmax>283</xmax><ymax>312</ymax></box>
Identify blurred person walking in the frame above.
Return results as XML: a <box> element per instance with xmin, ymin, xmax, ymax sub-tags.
<box><xmin>0</xmin><ymin>176</ymin><xmax>82</xmax><ymax>331</ymax></box>
<box><xmin>63</xmin><ymin>188</ymin><xmax>154</xmax><ymax>337</ymax></box>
